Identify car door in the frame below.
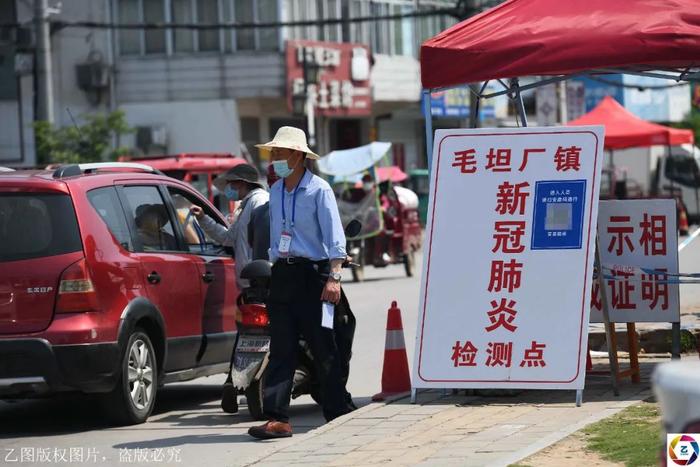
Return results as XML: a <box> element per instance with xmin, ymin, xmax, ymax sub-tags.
<box><xmin>164</xmin><ymin>185</ymin><xmax>237</xmax><ymax>368</ymax></box>
<box><xmin>118</xmin><ymin>184</ymin><xmax>203</xmax><ymax>373</ymax></box>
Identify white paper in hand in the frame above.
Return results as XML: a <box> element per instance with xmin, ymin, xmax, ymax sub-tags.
<box><xmin>322</xmin><ymin>302</ymin><xmax>335</xmax><ymax>329</ymax></box>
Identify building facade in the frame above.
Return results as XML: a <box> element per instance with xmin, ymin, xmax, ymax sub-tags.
<box><xmin>0</xmin><ymin>0</ymin><xmax>457</xmax><ymax>169</ymax></box>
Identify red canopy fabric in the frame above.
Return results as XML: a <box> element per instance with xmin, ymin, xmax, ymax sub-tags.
<box><xmin>421</xmin><ymin>0</ymin><xmax>700</xmax><ymax>89</ymax></box>
<box><xmin>376</xmin><ymin>166</ymin><xmax>408</xmax><ymax>183</ymax></box>
<box><xmin>567</xmin><ymin>96</ymin><xmax>694</xmax><ymax>149</ymax></box>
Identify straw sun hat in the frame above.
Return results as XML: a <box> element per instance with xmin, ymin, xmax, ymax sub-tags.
<box><xmin>255</xmin><ymin>126</ymin><xmax>319</xmax><ymax>160</ymax></box>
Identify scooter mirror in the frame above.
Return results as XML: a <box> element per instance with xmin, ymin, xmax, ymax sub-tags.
<box><xmin>345</xmin><ymin>219</ymin><xmax>362</xmax><ymax>238</ymax></box>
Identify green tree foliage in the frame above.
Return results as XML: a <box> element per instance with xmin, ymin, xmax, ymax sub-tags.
<box><xmin>34</xmin><ymin>110</ymin><xmax>132</xmax><ymax>165</ymax></box>
<box><xmin>673</xmin><ymin>111</ymin><xmax>700</xmax><ymax>145</ymax></box>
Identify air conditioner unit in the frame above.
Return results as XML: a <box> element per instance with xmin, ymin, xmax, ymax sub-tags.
<box><xmin>76</xmin><ymin>61</ymin><xmax>110</xmax><ymax>91</ymax></box>
<box><xmin>0</xmin><ymin>26</ymin><xmax>34</xmax><ymax>50</ymax></box>
<box><xmin>136</xmin><ymin>126</ymin><xmax>168</xmax><ymax>155</ymax></box>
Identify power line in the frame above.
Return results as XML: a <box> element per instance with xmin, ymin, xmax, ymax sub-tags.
<box><xmin>0</xmin><ymin>8</ymin><xmax>457</xmax><ymax>31</ymax></box>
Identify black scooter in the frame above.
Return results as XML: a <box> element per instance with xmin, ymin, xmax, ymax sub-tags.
<box><xmin>221</xmin><ymin>221</ymin><xmax>361</xmax><ymax>420</ymax></box>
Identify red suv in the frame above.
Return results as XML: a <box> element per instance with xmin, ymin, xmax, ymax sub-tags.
<box><xmin>0</xmin><ymin>163</ymin><xmax>238</xmax><ymax>424</ymax></box>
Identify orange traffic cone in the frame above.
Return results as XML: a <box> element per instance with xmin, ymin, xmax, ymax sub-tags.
<box><xmin>679</xmin><ymin>204</ymin><xmax>690</xmax><ymax>236</ymax></box>
<box><xmin>372</xmin><ymin>301</ymin><xmax>412</xmax><ymax>401</ymax></box>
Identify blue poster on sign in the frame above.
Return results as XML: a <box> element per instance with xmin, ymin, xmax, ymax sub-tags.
<box><xmin>531</xmin><ymin>180</ymin><xmax>587</xmax><ymax>250</ymax></box>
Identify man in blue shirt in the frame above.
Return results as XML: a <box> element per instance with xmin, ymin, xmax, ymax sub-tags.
<box><xmin>248</xmin><ymin>127</ymin><xmax>355</xmax><ymax>440</ymax></box>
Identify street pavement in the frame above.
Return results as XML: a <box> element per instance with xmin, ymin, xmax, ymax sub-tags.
<box><xmin>0</xmin><ymin>260</ymin><xmax>421</xmax><ymax>467</ymax></box>
<box><xmin>2</xmin><ymin>230</ymin><xmax>700</xmax><ymax>466</ymax></box>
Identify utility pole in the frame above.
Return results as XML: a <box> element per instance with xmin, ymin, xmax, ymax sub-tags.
<box><xmin>35</xmin><ymin>0</ymin><xmax>54</xmax><ymax>123</ymax></box>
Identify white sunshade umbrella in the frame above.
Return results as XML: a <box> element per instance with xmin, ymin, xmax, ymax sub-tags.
<box><xmin>317</xmin><ymin>142</ymin><xmax>392</xmax><ymax>177</ymax></box>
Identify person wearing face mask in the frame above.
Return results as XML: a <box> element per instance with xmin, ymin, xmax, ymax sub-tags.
<box><xmin>247</xmin><ymin>126</ymin><xmax>355</xmax><ymax>440</ymax></box>
<box><xmin>190</xmin><ymin>163</ymin><xmax>269</xmax><ymax>290</ymax></box>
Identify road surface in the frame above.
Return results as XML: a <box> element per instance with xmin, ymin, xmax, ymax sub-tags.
<box><xmin>0</xmin><ymin>260</ymin><xmax>422</xmax><ymax>466</ymax></box>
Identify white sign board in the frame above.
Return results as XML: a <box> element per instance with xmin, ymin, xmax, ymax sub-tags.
<box><xmin>414</xmin><ymin>126</ymin><xmax>604</xmax><ymax>390</ymax></box>
<box><xmin>591</xmin><ymin>199</ymin><xmax>680</xmax><ymax>323</ymax></box>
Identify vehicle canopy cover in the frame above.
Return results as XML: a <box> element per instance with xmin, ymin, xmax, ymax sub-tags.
<box><xmin>567</xmin><ymin>96</ymin><xmax>694</xmax><ymax>149</ymax></box>
<box><xmin>319</xmin><ymin>143</ymin><xmax>392</xmax><ymax>240</ymax></box>
<box><xmin>421</xmin><ymin>0</ymin><xmax>700</xmax><ymax>89</ymax></box>
<box><xmin>317</xmin><ymin>142</ymin><xmax>392</xmax><ymax>176</ymax></box>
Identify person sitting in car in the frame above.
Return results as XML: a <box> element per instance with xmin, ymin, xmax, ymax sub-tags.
<box><xmin>134</xmin><ymin>204</ymin><xmax>177</xmax><ymax>251</ymax></box>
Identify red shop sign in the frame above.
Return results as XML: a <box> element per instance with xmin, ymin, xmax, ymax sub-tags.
<box><xmin>286</xmin><ymin>40</ymin><xmax>372</xmax><ymax>117</ymax></box>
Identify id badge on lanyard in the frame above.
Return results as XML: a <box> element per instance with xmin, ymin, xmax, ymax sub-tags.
<box><xmin>279</xmin><ymin>230</ymin><xmax>292</xmax><ymax>256</ymax></box>
<box><xmin>279</xmin><ymin>175</ymin><xmax>303</xmax><ymax>257</ymax></box>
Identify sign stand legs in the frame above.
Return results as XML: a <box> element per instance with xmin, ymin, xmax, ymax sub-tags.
<box><xmin>672</xmin><ymin>322</ymin><xmax>681</xmax><ymax>359</ymax></box>
<box><xmin>627</xmin><ymin>323</ymin><xmax>641</xmax><ymax>383</ymax></box>
<box><xmin>576</xmin><ymin>389</ymin><xmax>583</xmax><ymax>407</ymax></box>
<box><xmin>410</xmin><ymin>387</ymin><xmax>417</xmax><ymax>404</ymax></box>
<box><xmin>595</xmin><ymin>237</ymin><xmax>621</xmax><ymax>396</ymax></box>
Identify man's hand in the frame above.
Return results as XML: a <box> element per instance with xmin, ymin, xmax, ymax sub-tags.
<box><xmin>190</xmin><ymin>205</ymin><xmax>204</xmax><ymax>219</ymax></box>
<box><xmin>321</xmin><ymin>280</ymin><xmax>341</xmax><ymax>304</ymax></box>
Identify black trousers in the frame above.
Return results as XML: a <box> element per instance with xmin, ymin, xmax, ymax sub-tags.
<box><xmin>263</xmin><ymin>260</ymin><xmax>353</xmax><ymax>423</ymax></box>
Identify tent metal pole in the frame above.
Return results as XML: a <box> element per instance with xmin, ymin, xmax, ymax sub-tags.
<box><xmin>510</xmin><ymin>78</ymin><xmax>528</xmax><ymax>127</ymax></box>
<box><xmin>423</xmin><ymin>89</ymin><xmax>435</xmax><ymax>168</ymax></box>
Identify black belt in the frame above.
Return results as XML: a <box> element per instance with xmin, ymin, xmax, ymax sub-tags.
<box><xmin>276</xmin><ymin>257</ymin><xmax>329</xmax><ymax>266</ymax></box>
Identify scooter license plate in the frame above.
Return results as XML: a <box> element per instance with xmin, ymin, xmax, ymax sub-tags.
<box><xmin>236</xmin><ymin>335</ymin><xmax>270</xmax><ymax>353</ymax></box>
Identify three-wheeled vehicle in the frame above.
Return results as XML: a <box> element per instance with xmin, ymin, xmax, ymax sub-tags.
<box><xmin>318</xmin><ymin>142</ymin><xmax>422</xmax><ymax>282</ymax></box>
<box><xmin>408</xmin><ymin>168</ymin><xmax>430</xmax><ymax>226</ymax></box>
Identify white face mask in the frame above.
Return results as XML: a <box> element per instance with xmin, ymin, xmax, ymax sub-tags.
<box><xmin>363</xmin><ymin>182</ymin><xmax>374</xmax><ymax>191</ymax></box>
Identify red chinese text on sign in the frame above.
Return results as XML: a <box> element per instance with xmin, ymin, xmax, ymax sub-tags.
<box><xmin>641</xmin><ymin>270</ymin><xmax>669</xmax><ymax>310</ymax></box>
<box><xmin>554</xmin><ymin>145</ymin><xmax>582</xmax><ymax>172</ymax></box>
<box><xmin>492</xmin><ymin>221</ymin><xmax>526</xmax><ymax>253</ymax></box>
<box><xmin>495</xmin><ymin>181</ymin><xmax>530</xmax><ymax>215</ymax></box>
<box><xmin>452</xmin><ymin>149</ymin><xmax>477</xmax><ymax>174</ymax></box>
<box><xmin>607</xmin><ymin>216</ymin><xmax>635</xmax><ymax>256</ymax></box>
<box><xmin>485</xmin><ymin>298</ymin><xmax>518</xmax><ymax>333</ymax></box>
<box><xmin>451</xmin><ymin>341</ymin><xmax>478</xmax><ymax>367</ymax></box>
<box><xmin>519</xmin><ymin>341</ymin><xmax>547</xmax><ymax>367</ymax></box>
<box><xmin>485</xmin><ymin>342</ymin><xmax>513</xmax><ymax>368</ymax></box>
<box><xmin>639</xmin><ymin>214</ymin><xmax>667</xmax><ymax>256</ymax></box>
<box><xmin>488</xmin><ymin>259</ymin><xmax>524</xmax><ymax>293</ymax></box>
<box><xmin>485</xmin><ymin>148</ymin><xmax>513</xmax><ymax>172</ymax></box>
<box><xmin>608</xmin><ymin>269</ymin><xmax>636</xmax><ymax>310</ymax></box>
<box><xmin>519</xmin><ymin>148</ymin><xmax>546</xmax><ymax>172</ymax></box>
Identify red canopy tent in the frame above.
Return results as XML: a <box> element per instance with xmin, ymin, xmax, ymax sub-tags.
<box><xmin>421</xmin><ymin>0</ymin><xmax>700</xmax><ymax>90</ymax></box>
<box><xmin>567</xmin><ymin>96</ymin><xmax>694</xmax><ymax>149</ymax></box>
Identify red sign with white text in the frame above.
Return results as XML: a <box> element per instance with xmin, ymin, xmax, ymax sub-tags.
<box><xmin>286</xmin><ymin>40</ymin><xmax>372</xmax><ymax>117</ymax></box>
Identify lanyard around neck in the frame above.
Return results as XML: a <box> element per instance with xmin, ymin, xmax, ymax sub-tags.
<box><xmin>281</xmin><ymin>170</ymin><xmax>305</xmax><ymax>228</ymax></box>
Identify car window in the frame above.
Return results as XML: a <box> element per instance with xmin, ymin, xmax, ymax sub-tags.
<box><xmin>665</xmin><ymin>154</ymin><xmax>700</xmax><ymax>188</ymax></box>
<box><xmin>122</xmin><ymin>186</ymin><xmax>180</xmax><ymax>252</ymax></box>
<box><xmin>167</xmin><ymin>187</ymin><xmax>227</xmax><ymax>256</ymax></box>
<box><xmin>87</xmin><ymin>187</ymin><xmax>133</xmax><ymax>251</ymax></box>
<box><xmin>0</xmin><ymin>193</ymin><xmax>82</xmax><ymax>262</ymax></box>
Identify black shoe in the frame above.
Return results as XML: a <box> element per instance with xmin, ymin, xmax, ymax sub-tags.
<box><xmin>221</xmin><ymin>383</ymin><xmax>238</xmax><ymax>414</ymax></box>
<box><xmin>248</xmin><ymin>421</ymin><xmax>293</xmax><ymax>439</ymax></box>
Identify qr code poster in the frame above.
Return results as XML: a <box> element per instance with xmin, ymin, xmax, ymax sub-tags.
<box><xmin>414</xmin><ymin>126</ymin><xmax>604</xmax><ymax>390</ymax></box>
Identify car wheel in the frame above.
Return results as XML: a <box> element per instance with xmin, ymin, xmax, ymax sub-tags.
<box><xmin>101</xmin><ymin>329</ymin><xmax>158</xmax><ymax>425</ymax></box>
<box><xmin>245</xmin><ymin>377</ymin><xmax>265</xmax><ymax>421</ymax></box>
